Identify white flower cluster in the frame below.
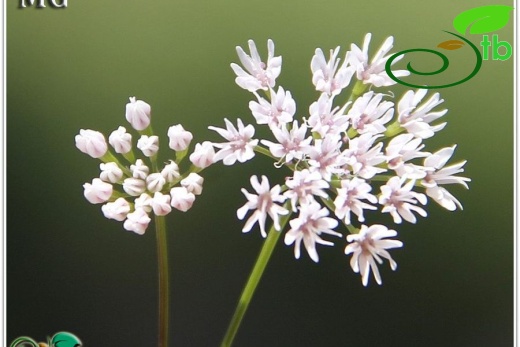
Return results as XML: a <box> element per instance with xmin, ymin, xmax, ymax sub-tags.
<box><xmin>76</xmin><ymin>97</ymin><xmax>216</xmax><ymax>235</ymax></box>
<box><xmin>209</xmin><ymin>35</ymin><xmax>470</xmax><ymax>286</ymax></box>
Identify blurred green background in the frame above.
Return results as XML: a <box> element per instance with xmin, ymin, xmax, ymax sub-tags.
<box><xmin>7</xmin><ymin>1</ymin><xmax>513</xmax><ymax>346</ymax></box>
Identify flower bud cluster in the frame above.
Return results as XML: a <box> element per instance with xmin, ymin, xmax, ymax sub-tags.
<box><xmin>210</xmin><ymin>36</ymin><xmax>470</xmax><ymax>286</ymax></box>
<box><xmin>76</xmin><ymin>97</ymin><xmax>214</xmax><ymax>235</ymax></box>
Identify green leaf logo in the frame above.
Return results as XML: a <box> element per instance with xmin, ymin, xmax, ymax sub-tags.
<box><xmin>453</xmin><ymin>5</ymin><xmax>513</xmax><ymax>35</ymax></box>
<box><xmin>50</xmin><ymin>332</ymin><xmax>82</xmax><ymax>347</ymax></box>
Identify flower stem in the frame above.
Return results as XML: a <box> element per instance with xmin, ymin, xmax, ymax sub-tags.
<box><xmin>254</xmin><ymin>146</ymin><xmax>297</xmax><ymax>171</ymax></box>
<box><xmin>318</xmin><ymin>195</ymin><xmax>359</xmax><ymax>234</ymax></box>
<box><xmin>254</xmin><ymin>145</ymin><xmax>277</xmax><ymax>161</ymax></box>
<box><xmin>347</xmin><ymin>80</ymin><xmax>369</xmax><ymax>103</ymax></box>
<box><xmin>220</xmin><ymin>205</ymin><xmax>292</xmax><ymax>347</ymax></box>
<box><xmin>155</xmin><ymin>215</ymin><xmax>170</xmax><ymax>347</ymax></box>
<box><xmin>384</xmin><ymin>120</ymin><xmax>404</xmax><ymax>137</ymax></box>
<box><xmin>101</xmin><ymin>150</ymin><xmax>132</xmax><ymax>176</ymax></box>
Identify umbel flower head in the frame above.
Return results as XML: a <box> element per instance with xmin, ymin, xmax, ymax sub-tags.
<box><xmin>209</xmin><ymin>35</ymin><xmax>470</xmax><ymax>286</ymax></box>
<box><xmin>76</xmin><ymin>97</ymin><xmax>215</xmax><ymax>235</ymax></box>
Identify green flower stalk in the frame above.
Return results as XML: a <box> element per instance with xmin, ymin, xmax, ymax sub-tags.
<box><xmin>75</xmin><ymin>97</ymin><xmax>215</xmax><ymax>347</ymax></box>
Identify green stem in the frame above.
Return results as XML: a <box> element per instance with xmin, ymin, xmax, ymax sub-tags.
<box><xmin>122</xmin><ymin>150</ymin><xmax>136</xmax><ymax>164</ymax></box>
<box><xmin>319</xmin><ymin>196</ymin><xmax>358</xmax><ymax>234</ymax></box>
<box><xmin>139</xmin><ymin>125</ymin><xmax>154</xmax><ymax>137</ymax></box>
<box><xmin>383</xmin><ymin>121</ymin><xmax>404</xmax><ymax>137</ymax></box>
<box><xmin>347</xmin><ymin>127</ymin><xmax>358</xmax><ymax>139</ymax></box>
<box><xmin>220</xmin><ymin>204</ymin><xmax>292</xmax><ymax>347</ymax></box>
<box><xmin>254</xmin><ymin>145</ymin><xmax>277</xmax><ymax>161</ymax></box>
<box><xmin>347</xmin><ymin>80</ymin><xmax>369</xmax><ymax>103</ymax></box>
<box><xmin>101</xmin><ymin>151</ymin><xmax>132</xmax><ymax>176</ymax></box>
<box><xmin>155</xmin><ymin>215</ymin><xmax>170</xmax><ymax>347</ymax></box>
<box><xmin>254</xmin><ymin>146</ymin><xmax>297</xmax><ymax>171</ymax></box>
<box><xmin>175</xmin><ymin>149</ymin><xmax>189</xmax><ymax>164</ymax></box>
<box><xmin>369</xmin><ymin>174</ymin><xmax>394</xmax><ymax>182</ymax></box>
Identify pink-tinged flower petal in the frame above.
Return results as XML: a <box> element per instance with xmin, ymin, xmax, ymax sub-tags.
<box><xmin>108</xmin><ymin>126</ymin><xmax>132</xmax><ymax>154</ymax></box>
<box><xmin>345</xmin><ymin>224</ymin><xmax>403</xmax><ymax>286</ymax></box>
<box><xmin>170</xmin><ymin>187</ymin><xmax>195</xmax><ymax>212</ymax></box>
<box><xmin>168</xmin><ymin>124</ymin><xmax>193</xmax><ymax>151</ymax></box>
<box><xmin>75</xmin><ymin>129</ymin><xmax>108</xmax><ymax>158</ymax></box>
<box><xmin>237</xmin><ymin>175</ymin><xmax>288</xmax><ymax>238</ymax></box>
<box><xmin>123</xmin><ymin>208</ymin><xmax>151</xmax><ymax>235</ymax></box>
<box><xmin>125</xmin><ymin>97</ymin><xmax>151</xmax><ymax>131</ymax></box>
<box><xmin>83</xmin><ymin>178</ymin><xmax>112</xmax><ymax>204</ymax></box>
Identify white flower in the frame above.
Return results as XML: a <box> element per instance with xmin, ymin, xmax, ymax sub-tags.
<box><xmin>167</xmin><ymin>124</ymin><xmax>193</xmax><ymax>151</ymax></box>
<box><xmin>421</xmin><ymin>146</ymin><xmax>470</xmax><ymax>211</ymax></box>
<box><xmin>75</xmin><ymin>129</ymin><xmax>108</xmax><ymax>158</ymax></box>
<box><xmin>379</xmin><ymin>176</ymin><xmax>427</xmax><ymax>224</ymax></box>
<box><xmin>123</xmin><ymin>178</ymin><xmax>146</xmax><ymax>196</ymax></box>
<box><xmin>397</xmin><ymin>89</ymin><xmax>447</xmax><ymax>139</ymax></box>
<box><xmin>236</xmin><ymin>175</ymin><xmax>288</xmax><ymax>238</ymax></box>
<box><xmin>189</xmin><ymin>141</ymin><xmax>215</xmax><ymax>169</ymax></box>
<box><xmin>261</xmin><ymin>121</ymin><xmax>312</xmax><ymax>163</ymax></box>
<box><xmin>385</xmin><ymin>134</ymin><xmax>429</xmax><ymax>179</ymax></box>
<box><xmin>161</xmin><ymin>161</ymin><xmax>180</xmax><ymax>182</ymax></box>
<box><xmin>347</xmin><ymin>33</ymin><xmax>410</xmax><ymax>87</ymax></box>
<box><xmin>151</xmin><ymin>192</ymin><xmax>172</xmax><ymax>216</ymax></box>
<box><xmin>209</xmin><ymin>118</ymin><xmax>259</xmax><ymax>165</ymax></box>
<box><xmin>181</xmin><ymin>173</ymin><xmax>204</xmax><ymax>195</ymax></box>
<box><xmin>170</xmin><ymin>187</ymin><xmax>196</xmax><ymax>212</ymax></box>
<box><xmin>130</xmin><ymin>159</ymin><xmax>149</xmax><ymax>180</ymax></box>
<box><xmin>123</xmin><ymin>208</ymin><xmax>151</xmax><ymax>235</ymax></box>
<box><xmin>334</xmin><ymin>178</ymin><xmax>378</xmax><ymax>224</ymax></box>
<box><xmin>108</xmin><ymin>126</ymin><xmax>132</xmax><ymax>154</ymax></box>
<box><xmin>308</xmin><ymin>135</ymin><xmax>347</xmax><ymax>181</ymax></box>
<box><xmin>344</xmin><ymin>133</ymin><xmax>387</xmax><ymax>179</ymax></box>
<box><xmin>345</xmin><ymin>224</ymin><xmax>403</xmax><ymax>286</ymax></box>
<box><xmin>424</xmin><ymin>186</ymin><xmax>463</xmax><ymax>212</ymax></box>
<box><xmin>101</xmin><ymin>198</ymin><xmax>131</xmax><ymax>221</ymax></box>
<box><xmin>284</xmin><ymin>169</ymin><xmax>329</xmax><ymax>212</ymax></box>
<box><xmin>284</xmin><ymin>201</ymin><xmax>341</xmax><ymax>263</ymax></box>
<box><xmin>249</xmin><ymin>87</ymin><xmax>295</xmax><ymax>127</ymax></box>
<box><xmin>311</xmin><ymin>46</ymin><xmax>354</xmax><ymax>96</ymax></box>
<box><xmin>308</xmin><ymin>93</ymin><xmax>350</xmax><ymax>137</ymax></box>
<box><xmin>83</xmin><ymin>178</ymin><xmax>113</xmax><ymax>204</ymax></box>
<box><xmin>99</xmin><ymin>162</ymin><xmax>123</xmax><ymax>183</ymax></box>
<box><xmin>125</xmin><ymin>97</ymin><xmax>151</xmax><ymax>131</ymax></box>
<box><xmin>137</xmin><ymin>135</ymin><xmax>159</xmax><ymax>157</ymax></box>
<box><xmin>146</xmin><ymin>173</ymin><xmax>166</xmax><ymax>193</ymax></box>
<box><xmin>346</xmin><ymin>91</ymin><xmax>394</xmax><ymax>134</ymax></box>
<box><xmin>134</xmin><ymin>193</ymin><xmax>153</xmax><ymax>213</ymax></box>
<box><xmin>231</xmin><ymin>39</ymin><xmax>282</xmax><ymax>92</ymax></box>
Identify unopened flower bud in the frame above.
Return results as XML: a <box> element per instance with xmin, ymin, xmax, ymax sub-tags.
<box><xmin>125</xmin><ymin>97</ymin><xmax>151</xmax><ymax>131</ymax></box>
<box><xmin>189</xmin><ymin>141</ymin><xmax>215</xmax><ymax>168</ymax></box>
<box><xmin>170</xmin><ymin>187</ymin><xmax>195</xmax><ymax>212</ymax></box>
<box><xmin>168</xmin><ymin>124</ymin><xmax>193</xmax><ymax>151</ymax></box>
<box><xmin>152</xmin><ymin>192</ymin><xmax>172</xmax><ymax>216</ymax></box>
<box><xmin>135</xmin><ymin>193</ymin><xmax>153</xmax><ymax>213</ymax></box>
<box><xmin>181</xmin><ymin>173</ymin><xmax>204</xmax><ymax>195</ymax></box>
<box><xmin>146</xmin><ymin>173</ymin><xmax>166</xmax><ymax>193</ymax></box>
<box><xmin>137</xmin><ymin>135</ymin><xmax>159</xmax><ymax>157</ymax></box>
<box><xmin>101</xmin><ymin>198</ymin><xmax>131</xmax><ymax>221</ymax></box>
<box><xmin>75</xmin><ymin>129</ymin><xmax>108</xmax><ymax>158</ymax></box>
<box><xmin>161</xmin><ymin>161</ymin><xmax>180</xmax><ymax>182</ymax></box>
<box><xmin>130</xmin><ymin>159</ymin><xmax>149</xmax><ymax>179</ymax></box>
<box><xmin>100</xmin><ymin>162</ymin><xmax>123</xmax><ymax>183</ymax></box>
<box><xmin>123</xmin><ymin>178</ymin><xmax>146</xmax><ymax>196</ymax></box>
<box><xmin>123</xmin><ymin>208</ymin><xmax>151</xmax><ymax>235</ymax></box>
<box><xmin>108</xmin><ymin>126</ymin><xmax>132</xmax><ymax>154</ymax></box>
<box><xmin>83</xmin><ymin>178</ymin><xmax>113</xmax><ymax>204</ymax></box>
